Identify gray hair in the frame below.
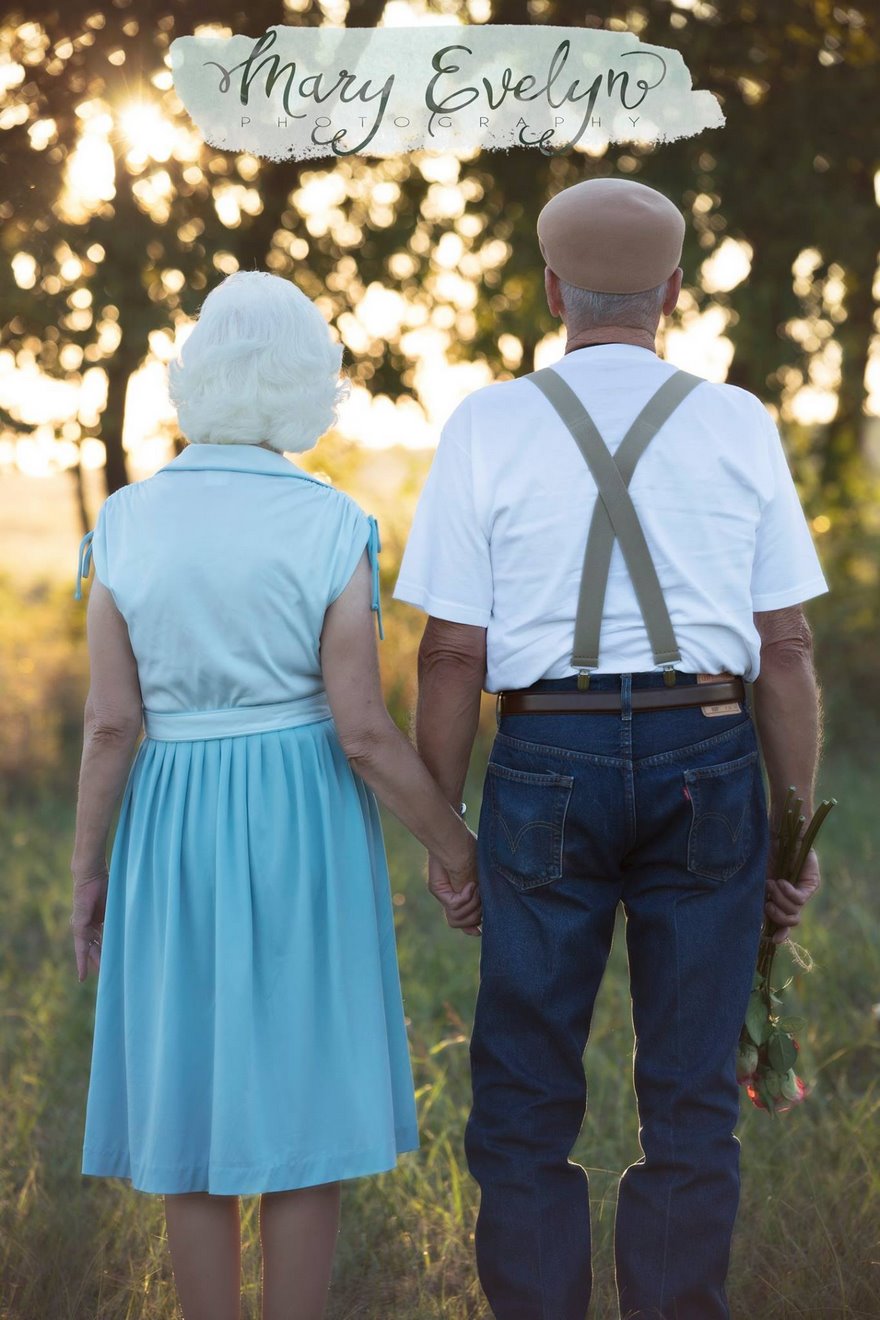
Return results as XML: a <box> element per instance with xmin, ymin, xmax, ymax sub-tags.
<box><xmin>557</xmin><ymin>277</ymin><xmax>669</xmax><ymax>332</ymax></box>
<box><xmin>168</xmin><ymin>270</ymin><xmax>350</xmax><ymax>454</ymax></box>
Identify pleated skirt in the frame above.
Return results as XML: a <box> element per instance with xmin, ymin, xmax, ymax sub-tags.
<box><xmin>80</xmin><ymin>716</ymin><xmax>420</xmax><ymax>1195</ymax></box>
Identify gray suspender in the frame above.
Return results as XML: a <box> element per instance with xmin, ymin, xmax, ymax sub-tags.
<box><xmin>528</xmin><ymin>366</ymin><xmax>704</xmax><ymax>686</ymax></box>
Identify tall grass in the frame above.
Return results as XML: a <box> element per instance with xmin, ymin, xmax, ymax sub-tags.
<box><xmin>1</xmin><ymin>530</ymin><xmax>878</xmax><ymax>1318</ymax></box>
<box><xmin>1</xmin><ymin>743</ymin><xmax>878</xmax><ymax>1319</ymax></box>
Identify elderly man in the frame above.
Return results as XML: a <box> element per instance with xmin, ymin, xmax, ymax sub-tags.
<box><xmin>393</xmin><ymin>176</ymin><xmax>828</xmax><ymax>1320</ymax></box>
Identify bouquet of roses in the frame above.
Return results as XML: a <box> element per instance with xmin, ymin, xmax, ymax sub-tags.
<box><xmin>736</xmin><ymin>787</ymin><xmax>835</xmax><ymax>1116</ymax></box>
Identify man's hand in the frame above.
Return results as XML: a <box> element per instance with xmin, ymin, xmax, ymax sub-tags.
<box><xmin>427</xmin><ymin>853</ymin><xmax>482</xmax><ymax>936</ymax></box>
<box><xmin>764</xmin><ymin>847</ymin><xmax>821</xmax><ymax>945</ymax></box>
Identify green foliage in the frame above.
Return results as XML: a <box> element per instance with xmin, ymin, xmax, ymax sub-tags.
<box><xmin>808</xmin><ymin>521</ymin><xmax>880</xmax><ymax>748</ymax></box>
<box><xmin>767</xmin><ymin>1029</ymin><xmax>798</xmax><ymax>1074</ymax></box>
<box><xmin>745</xmin><ymin>989</ymin><xmax>771</xmax><ymax>1047</ymax></box>
<box><xmin>2</xmin><ymin>0</ymin><xmax>878</xmax><ymax>517</ymax></box>
<box><xmin>0</xmin><ymin>572</ymin><xmax>90</xmax><ymax>804</ymax></box>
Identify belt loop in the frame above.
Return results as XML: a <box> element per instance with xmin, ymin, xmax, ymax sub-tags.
<box><xmin>620</xmin><ymin>673</ymin><xmax>632</xmax><ymax>722</ymax></box>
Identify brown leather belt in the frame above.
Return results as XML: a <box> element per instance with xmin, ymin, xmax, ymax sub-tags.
<box><xmin>497</xmin><ymin>677</ymin><xmax>745</xmax><ymax>716</ymax></box>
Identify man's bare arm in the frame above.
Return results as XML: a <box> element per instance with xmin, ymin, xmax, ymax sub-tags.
<box><xmin>752</xmin><ymin>604</ymin><xmax>821</xmax><ymax>825</ymax></box>
<box><xmin>414</xmin><ymin>617</ymin><xmax>487</xmax><ymax>808</ymax></box>
<box><xmin>752</xmin><ymin>603</ymin><xmax>823</xmax><ymax>942</ymax></box>
<box><xmin>414</xmin><ymin>617</ymin><xmax>487</xmax><ymax>930</ymax></box>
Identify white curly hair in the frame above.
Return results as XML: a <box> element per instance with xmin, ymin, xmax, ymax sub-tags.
<box><xmin>167</xmin><ymin>270</ymin><xmax>350</xmax><ymax>454</ymax></box>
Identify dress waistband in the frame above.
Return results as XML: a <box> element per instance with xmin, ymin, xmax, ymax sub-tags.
<box><xmin>143</xmin><ymin>693</ymin><xmax>333</xmax><ymax>741</ymax></box>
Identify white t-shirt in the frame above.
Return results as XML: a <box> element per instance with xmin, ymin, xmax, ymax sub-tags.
<box><xmin>392</xmin><ymin>343</ymin><xmax>828</xmax><ymax>690</ymax></box>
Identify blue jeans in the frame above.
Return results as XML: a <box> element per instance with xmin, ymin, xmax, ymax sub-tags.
<box><xmin>464</xmin><ymin>672</ymin><xmax>769</xmax><ymax>1320</ymax></box>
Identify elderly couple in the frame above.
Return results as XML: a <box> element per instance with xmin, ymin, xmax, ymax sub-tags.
<box><xmin>71</xmin><ymin>178</ymin><xmax>826</xmax><ymax>1320</ymax></box>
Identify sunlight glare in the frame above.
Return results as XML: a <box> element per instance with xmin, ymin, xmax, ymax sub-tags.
<box><xmin>119</xmin><ymin>101</ymin><xmax>177</xmax><ymax>165</ymax></box>
<box><xmin>12</xmin><ymin>254</ymin><xmax>37</xmax><ymax>290</ymax></box>
<box><xmin>62</xmin><ymin>119</ymin><xmax>115</xmax><ymax>220</ymax></box>
<box><xmin>865</xmin><ymin>341</ymin><xmax>880</xmax><ymax>417</ymax></box>
<box><xmin>356</xmin><ymin>285</ymin><xmax>407</xmax><ymax>339</ymax></box>
<box><xmin>382</xmin><ymin>0</ymin><xmax>462</xmax><ymax>25</ymax></box>
<box><xmin>664</xmin><ymin>304</ymin><xmax>735</xmax><ymax>381</ymax></box>
<box><xmin>700</xmin><ymin>238</ymin><xmax>753</xmax><ymax>294</ymax></box>
<box><xmin>788</xmin><ymin>387</ymin><xmax>838</xmax><ymax>425</ymax></box>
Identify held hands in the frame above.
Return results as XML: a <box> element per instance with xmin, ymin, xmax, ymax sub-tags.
<box><xmin>70</xmin><ymin>865</ymin><xmax>108</xmax><ymax>981</ymax></box>
<box><xmin>427</xmin><ymin>826</ymin><xmax>482</xmax><ymax>937</ymax></box>
<box><xmin>764</xmin><ymin>846</ymin><xmax>821</xmax><ymax>945</ymax></box>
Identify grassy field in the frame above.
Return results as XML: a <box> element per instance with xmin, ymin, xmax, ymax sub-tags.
<box><xmin>1</xmin><ymin>734</ymin><xmax>879</xmax><ymax>1319</ymax></box>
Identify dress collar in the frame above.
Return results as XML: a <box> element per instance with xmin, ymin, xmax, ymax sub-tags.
<box><xmin>156</xmin><ymin>442</ymin><xmax>314</xmax><ymax>480</ymax></box>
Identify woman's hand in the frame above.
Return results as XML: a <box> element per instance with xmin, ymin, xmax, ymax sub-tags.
<box><xmin>70</xmin><ymin>866</ymin><xmax>108</xmax><ymax>981</ymax></box>
<box><xmin>427</xmin><ymin>828</ymin><xmax>482</xmax><ymax>936</ymax></box>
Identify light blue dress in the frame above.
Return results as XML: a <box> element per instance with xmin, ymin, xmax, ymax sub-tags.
<box><xmin>73</xmin><ymin>442</ymin><xmax>419</xmax><ymax>1195</ymax></box>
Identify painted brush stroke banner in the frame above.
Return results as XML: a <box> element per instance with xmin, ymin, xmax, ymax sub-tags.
<box><xmin>169</xmin><ymin>25</ymin><xmax>724</xmax><ymax>161</ymax></box>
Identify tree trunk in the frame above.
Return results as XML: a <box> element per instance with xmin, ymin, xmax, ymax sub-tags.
<box><xmin>346</xmin><ymin>0</ymin><xmax>388</xmax><ymax>27</ymax></box>
<box><xmin>97</xmin><ymin>115</ymin><xmax>152</xmax><ymax>497</ymax></box>
<box><xmin>71</xmin><ymin>444</ymin><xmax>91</xmax><ymax>538</ymax></box>
<box><xmin>821</xmin><ymin>164</ymin><xmax>876</xmax><ymax>490</ymax></box>
<box><xmin>722</xmin><ymin>233</ymin><xmax>799</xmax><ymax>401</ymax></box>
<box><xmin>519</xmin><ymin>332</ymin><xmax>540</xmax><ymax>375</ymax></box>
<box><xmin>101</xmin><ymin>346</ymin><xmax>134</xmax><ymax>496</ymax></box>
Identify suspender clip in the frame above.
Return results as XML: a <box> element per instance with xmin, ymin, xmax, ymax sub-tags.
<box><xmin>577</xmin><ymin>669</ymin><xmax>593</xmax><ymax>691</ymax></box>
<box><xmin>663</xmin><ymin>665</ymin><xmax>678</xmax><ymax>688</ymax></box>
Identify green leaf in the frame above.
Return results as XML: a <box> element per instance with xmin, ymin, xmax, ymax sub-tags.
<box><xmin>777</xmin><ymin>1016</ymin><xmax>806</xmax><ymax>1033</ymax></box>
<box><xmin>745</xmin><ymin>991</ymin><xmax>770</xmax><ymax>1047</ymax></box>
<box><xmin>752</xmin><ymin>970</ymin><xmax>765</xmax><ymax>991</ymax></box>
<box><xmin>767</xmin><ymin>1032</ymin><xmax>798</xmax><ymax>1073</ymax></box>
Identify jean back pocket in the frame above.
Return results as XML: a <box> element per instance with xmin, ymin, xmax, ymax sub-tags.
<box><xmin>684</xmin><ymin>748</ymin><xmax>760</xmax><ymax>883</ymax></box>
<box><xmin>487</xmin><ymin>760</ymin><xmax>574</xmax><ymax>891</ymax></box>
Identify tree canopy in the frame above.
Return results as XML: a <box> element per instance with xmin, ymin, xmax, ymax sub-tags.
<box><xmin>0</xmin><ymin>0</ymin><xmax>876</xmax><ymax>518</ymax></box>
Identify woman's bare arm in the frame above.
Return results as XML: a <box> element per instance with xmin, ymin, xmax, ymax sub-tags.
<box><xmin>70</xmin><ymin>577</ymin><xmax>143</xmax><ymax>980</ymax></box>
<box><xmin>71</xmin><ymin>578</ymin><xmax>144</xmax><ymax>879</ymax></box>
<box><xmin>320</xmin><ymin>553</ymin><xmax>479</xmax><ymax>916</ymax></box>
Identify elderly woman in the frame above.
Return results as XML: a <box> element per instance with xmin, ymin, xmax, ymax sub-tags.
<box><xmin>69</xmin><ymin>270</ymin><xmax>481</xmax><ymax>1320</ymax></box>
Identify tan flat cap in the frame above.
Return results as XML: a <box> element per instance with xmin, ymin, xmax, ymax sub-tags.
<box><xmin>537</xmin><ymin>177</ymin><xmax>685</xmax><ymax>294</ymax></box>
